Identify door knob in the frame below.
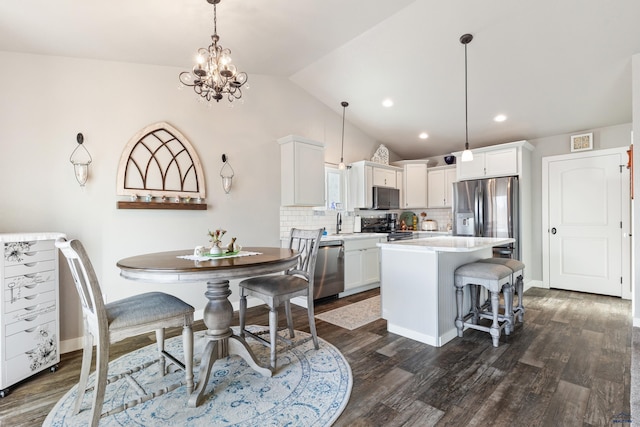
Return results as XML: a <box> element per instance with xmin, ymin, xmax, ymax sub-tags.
<box><xmin>551</xmin><ymin>227</ymin><xmax>557</xmax><ymax>234</ymax></box>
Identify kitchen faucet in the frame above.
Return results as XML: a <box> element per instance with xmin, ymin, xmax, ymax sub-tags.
<box><xmin>336</xmin><ymin>212</ymin><xmax>342</xmax><ymax>234</ymax></box>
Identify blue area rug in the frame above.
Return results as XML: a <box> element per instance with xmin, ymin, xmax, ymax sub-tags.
<box><xmin>43</xmin><ymin>327</ymin><xmax>352</xmax><ymax>426</ymax></box>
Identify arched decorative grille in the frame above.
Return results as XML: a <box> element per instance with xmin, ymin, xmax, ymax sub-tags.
<box><xmin>117</xmin><ymin>122</ymin><xmax>206</xmax><ymax>204</ymax></box>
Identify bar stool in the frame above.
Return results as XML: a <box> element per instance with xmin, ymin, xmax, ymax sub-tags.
<box><xmin>454</xmin><ymin>262</ymin><xmax>513</xmax><ymax>347</ymax></box>
<box><xmin>479</xmin><ymin>258</ymin><xmax>525</xmax><ymax>325</ymax></box>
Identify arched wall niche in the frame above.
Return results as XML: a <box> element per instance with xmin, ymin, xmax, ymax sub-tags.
<box><xmin>116</xmin><ymin>122</ymin><xmax>207</xmax><ymax>210</ymax></box>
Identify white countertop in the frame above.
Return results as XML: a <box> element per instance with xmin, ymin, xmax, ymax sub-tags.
<box><xmin>377</xmin><ymin>236</ymin><xmax>514</xmax><ymax>252</ymax></box>
<box><xmin>0</xmin><ymin>232</ymin><xmax>66</xmax><ymax>242</ymax></box>
<box><xmin>321</xmin><ymin>233</ymin><xmax>382</xmax><ymax>241</ymax></box>
<box><xmin>321</xmin><ymin>230</ymin><xmax>451</xmax><ymax>242</ymax></box>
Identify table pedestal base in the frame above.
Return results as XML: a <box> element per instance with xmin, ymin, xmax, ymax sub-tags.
<box><xmin>188</xmin><ymin>279</ymin><xmax>272</xmax><ymax>408</ymax></box>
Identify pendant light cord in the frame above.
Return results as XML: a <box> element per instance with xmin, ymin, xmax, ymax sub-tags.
<box><xmin>464</xmin><ymin>40</ymin><xmax>469</xmax><ymax>150</ymax></box>
<box><xmin>459</xmin><ymin>33</ymin><xmax>473</xmax><ymax>152</ymax></box>
<box><xmin>340</xmin><ymin>101</ymin><xmax>348</xmax><ymax>163</ymax></box>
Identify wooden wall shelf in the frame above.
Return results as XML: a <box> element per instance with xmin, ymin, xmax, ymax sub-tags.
<box><xmin>117</xmin><ymin>201</ymin><xmax>207</xmax><ymax>210</ymax></box>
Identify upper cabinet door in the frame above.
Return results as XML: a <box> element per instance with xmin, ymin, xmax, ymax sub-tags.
<box><xmin>372</xmin><ymin>167</ymin><xmax>397</xmax><ymax>188</ymax></box>
<box><xmin>457</xmin><ymin>152</ymin><xmax>486</xmax><ymax>181</ymax></box>
<box><xmin>485</xmin><ymin>148</ymin><xmax>518</xmax><ymax>177</ymax></box>
<box><xmin>427</xmin><ymin>167</ymin><xmax>456</xmax><ymax>208</ymax></box>
<box><xmin>403</xmin><ymin>163</ymin><xmax>427</xmax><ymax>208</ymax></box>
<box><xmin>279</xmin><ymin>135</ymin><xmax>325</xmax><ymax>206</ymax></box>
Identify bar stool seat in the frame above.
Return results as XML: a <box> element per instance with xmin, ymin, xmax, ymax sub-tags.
<box><xmin>454</xmin><ymin>262</ymin><xmax>513</xmax><ymax>347</ymax></box>
<box><xmin>478</xmin><ymin>258</ymin><xmax>525</xmax><ymax>325</ymax></box>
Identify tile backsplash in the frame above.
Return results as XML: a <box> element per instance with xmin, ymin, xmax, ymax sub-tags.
<box><xmin>279</xmin><ymin>207</ymin><xmax>355</xmax><ymax>239</ymax></box>
<box><xmin>279</xmin><ymin>207</ymin><xmax>452</xmax><ymax>239</ymax></box>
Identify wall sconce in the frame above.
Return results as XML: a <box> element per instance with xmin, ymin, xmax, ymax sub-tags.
<box><xmin>69</xmin><ymin>132</ymin><xmax>92</xmax><ymax>186</ymax></box>
<box><xmin>220</xmin><ymin>154</ymin><xmax>234</xmax><ymax>193</ymax></box>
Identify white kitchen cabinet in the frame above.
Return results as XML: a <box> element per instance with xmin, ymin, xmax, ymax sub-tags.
<box><xmin>454</xmin><ymin>141</ymin><xmax>533</xmax><ymax>181</ymax></box>
<box><xmin>279</xmin><ymin>135</ymin><xmax>325</xmax><ymax>206</ymax></box>
<box><xmin>343</xmin><ymin>237</ymin><xmax>382</xmax><ymax>293</ymax></box>
<box><xmin>372</xmin><ymin>167</ymin><xmax>396</xmax><ymax>188</ymax></box>
<box><xmin>0</xmin><ymin>232</ymin><xmax>65</xmax><ymax>396</ymax></box>
<box><xmin>427</xmin><ymin>166</ymin><xmax>456</xmax><ymax>208</ymax></box>
<box><xmin>348</xmin><ymin>161</ymin><xmax>402</xmax><ymax>209</ymax></box>
<box><xmin>401</xmin><ymin>163</ymin><xmax>428</xmax><ymax>208</ymax></box>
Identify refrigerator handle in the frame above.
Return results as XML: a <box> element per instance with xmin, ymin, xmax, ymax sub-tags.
<box><xmin>475</xmin><ymin>185</ymin><xmax>483</xmax><ymax>237</ymax></box>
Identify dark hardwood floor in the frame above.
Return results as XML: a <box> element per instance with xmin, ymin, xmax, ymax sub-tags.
<box><xmin>0</xmin><ymin>287</ymin><xmax>631</xmax><ymax>426</ymax></box>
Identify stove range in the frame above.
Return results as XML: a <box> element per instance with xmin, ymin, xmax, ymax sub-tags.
<box><xmin>386</xmin><ymin>231</ymin><xmax>414</xmax><ymax>241</ymax></box>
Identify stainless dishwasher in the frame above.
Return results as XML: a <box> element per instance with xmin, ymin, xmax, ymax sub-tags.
<box><xmin>313</xmin><ymin>240</ymin><xmax>344</xmax><ymax>300</ymax></box>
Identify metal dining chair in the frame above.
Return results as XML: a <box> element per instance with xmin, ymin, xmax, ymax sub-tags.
<box><xmin>238</xmin><ymin>228</ymin><xmax>323</xmax><ymax>371</ymax></box>
<box><xmin>55</xmin><ymin>238</ymin><xmax>194</xmax><ymax>427</ymax></box>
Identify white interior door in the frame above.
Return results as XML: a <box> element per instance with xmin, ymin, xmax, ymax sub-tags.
<box><xmin>547</xmin><ymin>153</ymin><xmax>623</xmax><ymax>296</ymax></box>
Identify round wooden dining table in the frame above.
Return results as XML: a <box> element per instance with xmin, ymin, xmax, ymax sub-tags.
<box><xmin>116</xmin><ymin>247</ymin><xmax>299</xmax><ymax>407</ymax></box>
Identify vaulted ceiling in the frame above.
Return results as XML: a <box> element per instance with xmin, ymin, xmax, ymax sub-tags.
<box><xmin>2</xmin><ymin>0</ymin><xmax>640</xmax><ymax>159</ymax></box>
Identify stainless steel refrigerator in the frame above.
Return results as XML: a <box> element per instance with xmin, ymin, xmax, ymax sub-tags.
<box><xmin>452</xmin><ymin>176</ymin><xmax>519</xmax><ymax>259</ymax></box>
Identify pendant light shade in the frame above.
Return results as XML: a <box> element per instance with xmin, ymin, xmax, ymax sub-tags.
<box><xmin>460</xmin><ymin>33</ymin><xmax>474</xmax><ymax>162</ymax></box>
<box><xmin>338</xmin><ymin>101</ymin><xmax>349</xmax><ymax>170</ymax></box>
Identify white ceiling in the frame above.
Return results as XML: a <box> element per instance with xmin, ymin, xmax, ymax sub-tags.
<box><xmin>2</xmin><ymin>0</ymin><xmax>640</xmax><ymax>159</ymax></box>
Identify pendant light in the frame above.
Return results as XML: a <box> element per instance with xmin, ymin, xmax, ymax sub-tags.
<box><xmin>460</xmin><ymin>33</ymin><xmax>474</xmax><ymax>162</ymax></box>
<box><xmin>338</xmin><ymin>101</ymin><xmax>349</xmax><ymax>170</ymax></box>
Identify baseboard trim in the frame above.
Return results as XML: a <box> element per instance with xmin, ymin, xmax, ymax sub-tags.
<box><xmin>525</xmin><ymin>279</ymin><xmax>545</xmax><ymax>292</ymax></box>
<box><xmin>339</xmin><ymin>283</ymin><xmax>380</xmax><ymax>298</ymax></box>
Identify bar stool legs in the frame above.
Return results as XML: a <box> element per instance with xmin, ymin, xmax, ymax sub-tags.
<box><xmin>501</xmin><ymin>282</ymin><xmax>514</xmax><ymax>335</ymax></box>
<box><xmin>478</xmin><ymin>258</ymin><xmax>526</xmax><ymax>326</ymax></box>
<box><xmin>454</xmin><ymin>262</ymin><xmax>513</xmax><ymax>347</ymax></box>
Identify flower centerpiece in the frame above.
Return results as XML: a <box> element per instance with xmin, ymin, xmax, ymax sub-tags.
<box><xmin>207</xmin><ymin>229</ymin><xmax>226</xmax><ymax>254</ymax></box>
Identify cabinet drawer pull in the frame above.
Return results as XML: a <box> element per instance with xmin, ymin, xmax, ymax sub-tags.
<box><xmin>24</xmin><ymin>327</ymin><xmax>37</xmax><ymax>333</ymax></box>
<box><xmin>23</xmin><ymin>315</ymin><xmax>38</xmax><ymax>322</ymax></box>
<box><xmin>24</xmin><ymin>294</ymin><xmax>38</xmax><ymax>301</ymax></box>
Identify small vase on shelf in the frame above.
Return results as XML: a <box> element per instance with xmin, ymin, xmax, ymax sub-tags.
<box><xmin>209</xmin><ymin>242</ymin><xmax>223</xmax><ymax>255</ymax></box>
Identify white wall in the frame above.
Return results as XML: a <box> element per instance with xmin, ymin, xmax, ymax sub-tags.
<box><xmin>0</xmin><ymin>51</ymin><xmax>382</xmax><ymax>350</ymax></box>
<box><xmin>528</xmin><ymin>123</ymin><xmax>633</xmax><ymax>284</ymax></box>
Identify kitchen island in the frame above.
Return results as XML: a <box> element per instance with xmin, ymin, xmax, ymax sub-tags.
<box><xmin>378</xmin><ymin>236</ymin><xmax>515</xmax><ymax>347</ymax></box>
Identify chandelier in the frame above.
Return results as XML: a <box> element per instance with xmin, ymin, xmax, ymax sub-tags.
<box><xmin>179</xmin><ymin>0</ymin><xmax>248</xmax><ymax>103</ymax></box>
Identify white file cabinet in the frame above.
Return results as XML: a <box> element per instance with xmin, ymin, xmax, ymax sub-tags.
<box><xmin>0</xmin><ymin>232</ymin><xmax>65</xmax><ymax>397</ymax></box>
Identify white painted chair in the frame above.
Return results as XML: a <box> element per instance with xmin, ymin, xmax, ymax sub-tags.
<box><xmin>238</xmin><ymin>228</ymin><xmax>323</xmax><ymax>371</ymax></box>
<box><xmin>55</xmin><ymin>238</ymin><xmax>194</xmax><ymax>427</ymax></box>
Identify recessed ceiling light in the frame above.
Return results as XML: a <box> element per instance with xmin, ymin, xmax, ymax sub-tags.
<box><xmin>382</xmin><ymin>99</ymin><xmax>394</xmax><ymax>108</ymax></box>
<box><xmin>419</xmin><ymin>132</ymin><xmax>429</xmax><ymax>139</ymax></box>
<box><xmin>494</xmin><ymin>114</ymin><xmax>507</xmax><ymax>122</ymax></box>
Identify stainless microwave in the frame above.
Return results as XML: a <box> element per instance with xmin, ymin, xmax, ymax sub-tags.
<box><xmin>372</xmin><ymin>186</ymin><xmax>400</xmax><ymax>210</ymax></box>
